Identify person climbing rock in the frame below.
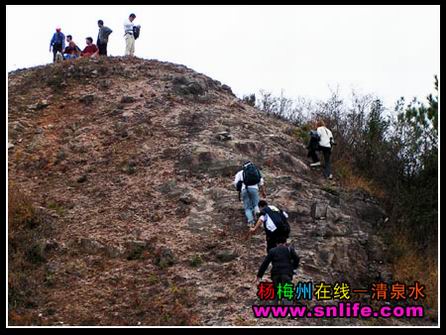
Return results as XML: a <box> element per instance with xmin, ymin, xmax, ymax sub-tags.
<box><xmin>234</xmin><ymin>161</ymin><xmax>266</xmax><ymax>227</ymax></box>
<box><xmin>256</xmin><ymin>235</ymin><xmax>300</xmax><ymax>303</ymax></box>
<box><xmin>80</xmin><ymin>37</ymin><xmax>99</xmax><ymax>58</ymax></box>
<box><xmin>308</xmin><ymin>120</ymin><xmax>335</xmax><ymax>180</ymax></box>
<box><xmin>124</xmin><ymin>13</ymin><xmax>139</xmax><ymax>56</ymax></box>
<box><xmin>49</xmin><ymin>27</ymin><xmax>65</xmax><ymax>62</ymax></box>
<box><xmin>250</xmin><ymin>200</ymin><xmax>290</xmax><ymax>253</ymax></box>
<box><xmin>97</xmin><ymin>20</ymin><xmax>113</xmax><ymax>56</ymax></box>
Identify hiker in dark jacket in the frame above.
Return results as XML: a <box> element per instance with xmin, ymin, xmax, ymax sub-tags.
<box><xmin>250</xmin><ymin>200</ymin><xmax>290</xmax><ymax>253</ymax></box>
<box><xmin>257</xmin><ymin>236</ymin><xmax>300</xmax><ymax>298</ymax></box>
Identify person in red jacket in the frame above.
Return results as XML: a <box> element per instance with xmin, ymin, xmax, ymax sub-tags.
<box><xmin>81</xmin><ymin>37</ymin><xmax>99</xmax><ymax>58</ymax></box>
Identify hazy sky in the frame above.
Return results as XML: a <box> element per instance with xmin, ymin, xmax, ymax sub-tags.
<box><xmin>6</xmin><ymin>5</ymin><xmax>440</xmax><ymax>107</ymax></box>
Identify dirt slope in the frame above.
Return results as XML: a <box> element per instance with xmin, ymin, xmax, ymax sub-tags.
<box><xmin>8</xmin><ymin>57</ymin><xmax>430</xmax><ymax>326</ymax></box>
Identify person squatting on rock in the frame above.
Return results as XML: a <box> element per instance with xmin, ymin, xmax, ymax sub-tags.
<box><xmin>124</xmin><ymin>13</ymin><xmax>140</xmax><ymax>56</ymax></box>
<box><xmin>49</xmin><ymin>27</ymin><xmax>65</xmax><ymax>62</ymax></box>
<box><xmin>308</xmin><ymin>119</ymin><xmax>335</xmax><ymax>180</ymax></box>
<box><xmin>250</xmin><ymin>200</ymin><xmax>291</xmax><ymax>253</ymax></box>
<box><xmin>63</xmin><ymin>35</ymin><xmax>81</xmax><ymax>60</ymax></box>
<box><xmin>256</xmin><ymin>235</ymin><xmax>300</xmax><ymax>302</ymax></box>
<box><xmin>234</xmin><ymin>161</ymin><xmax>266</xmax><ymax>227</ymax></box>
<box><xmin>97</xmin><ymin>20</ymin><xmax>113</xmax><ymax>56</ymax></box>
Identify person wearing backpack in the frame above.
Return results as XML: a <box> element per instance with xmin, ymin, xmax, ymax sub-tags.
<box><xmin>256</xmin><ymin>235</ymin><xmax>300</xmax><ymax>302</ymax></box>
<box><xmin>49</xmin><ymin>27</ymin><xmax>65</xmax><ymax>62</ymax></box>
<box><xmin>97</xmin><ymin>20</ymin><xmax>113</xmax><ymax>56</ymax></box>
<box><xmin>308</xmin><ymin>120</ymin><xmax>335</xmax><ymax>180</ymax></box>
<box><xmin>233</xmin><ymin>161</ymin><xmax>266</xmax><ymax>227</ymax></box>
<box><xmin>124</xmin><ymin>13</ymin><xmax>140</xmax><ymax>56</ymax></box>
<box><xmin>250</xmin><ymin>200</ymin><xmax>290</xmax><ymax>253</ymax></box>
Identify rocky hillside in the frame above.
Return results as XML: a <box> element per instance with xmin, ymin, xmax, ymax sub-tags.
<box><xmin>7</xmin><ymin>57</ymin><xmax>430</xmax><ymax>326</ymax></box>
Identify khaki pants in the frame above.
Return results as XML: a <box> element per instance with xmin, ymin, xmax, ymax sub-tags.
<box><xmin>125</xmin><ymin>34</ymin><xmax>135</xmax><ymax>56</ymax></box>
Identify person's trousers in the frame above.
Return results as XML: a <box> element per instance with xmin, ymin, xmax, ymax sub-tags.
<box><xmin>272</xmin><ymin>273</ymin><xmax>293</xmax><ymax>303</ymax></box>
<box><xmin>266</xmin><ymin>234</ymin><xmax>279</xmax><ymax>253</ymax></box>
<box><xmin>125</xmin><ymin>34</ymin><xmax>135</xmax><ymax>56</ymax></box>
<box><xmin>98</xmin><ymin>41</ymin><xmax>108</xmax><ymax>56</ymax></box>
<box><xmin>241</xmin><ymin>187</ymin><xmax>260</xmax><ymax>224</ymax></box>
<box><xmin>309</xmin><ymin>145</ymin><xmax>332</xmax><ymax>177</ymax></box>
<box><xmin>64</xmin><ymin>54</ymin><xmax>79</xmax><ymax>60</ymax></box>
<box><xmin>266</xmin><ymin>230</ymin><xmax>290</xmax><ymax>253</ymax></box>
<box><xmin>52</xmin><ymin>44</ymin><xmax>63</xmax><ymax>62</ymax></box>
<box><xmin>320</xmin><ymin>146</ymin><xmax>332</xmax><ymax>177</ymax></box>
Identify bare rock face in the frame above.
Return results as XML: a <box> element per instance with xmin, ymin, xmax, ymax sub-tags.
<box><xmin>7</xmin><ymin>57</ymin><xmax>403</xmax><ymax>326</ymax></box>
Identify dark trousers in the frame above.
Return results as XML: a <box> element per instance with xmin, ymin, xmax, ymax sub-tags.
<box><xmin>272</xmin><ymin>273</ymin><xmax>292</xmax><ymax>303</ymax></box>
<box><xmin>97</xmin><ymin>41</ymin><xmax>108</xmax><ymax>56</ymax></box>
<box><xmin>309</xmin><ymin>145</ymin><xmax>332</xmax><ymax>177</ymax></box>
<box><xmin>52</xmin><ymin>44</ymin><xmax>63</xmax><ymax>62</ymax></box>
<box><xmin>266</xmin><ymin>235</ymin><xmax>278</xmax><ymax>253</ymax></box>
<box><xmin>266</xmin><ymin>233</ymin><xmax>289</xmax><ymax>254</ymax></box>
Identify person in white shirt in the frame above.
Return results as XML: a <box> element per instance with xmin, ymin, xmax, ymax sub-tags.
<box><xmin>249</xmin><ymin>200</ymin><xmax>290</xmax><ymax>252</ymax></box>
<box><xmin>309</xmin><ymin>120</ymin><xmax>334</xmax><ymax>179</ymax></box>
<box><xmin>124</xmin><ymin>13</ymin><xmax>137</xmax><ymax>56</ymax></box>
<box><xmin>233</xmin><ymin>161</ymin><xmax>266</xmax><ymax>227</ymax></box>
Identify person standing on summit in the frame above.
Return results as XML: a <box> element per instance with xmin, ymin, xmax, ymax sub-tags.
<box><xmin>97</xmin><ymin>20</ymin><xmax>113</xmax><ymax>56</ymax></box>
<box><xmin>124</xmin><ymin>13</ymin><xmax>140</xmax><ymax>56</ymax></box>
<box><xmin>49</xmin><ymin>27</ymin><xmax>65</xmax><ymax>62</ymax></box>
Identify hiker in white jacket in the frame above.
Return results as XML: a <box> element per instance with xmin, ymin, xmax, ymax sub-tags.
<box><xmin>309</xmin><ymin>120</ymin><xmax>335</xmax><ymax>179</ymax></box>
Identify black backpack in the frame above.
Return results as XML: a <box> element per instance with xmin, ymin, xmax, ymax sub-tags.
<box><xmin>133</xmin><ymin>26</ymin><xmax>140</xmax><ymax>39</ymax></box>
<box><xmin>242</xmin><ymin>163</ymin><xmax>261</xmax><ymax>186</ymax></box>
<box><xmin>263</xmin><ymin>206</ymin><xmax>290</xmax><ymax>238</ymax></box>
<box><xmin>310</xmin><ymin>130</ymin><xmax>320</xmax><ymax>141</ymax></box>
<box><xmin>307</xmin><ymin>130</ymin><xmax>320</xmax><ymax>151</ymax></box>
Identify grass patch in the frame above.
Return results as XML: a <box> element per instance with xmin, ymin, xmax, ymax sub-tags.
<box><xmin>46</xmin><ymin>201</ymin><xmax>65</xmax><ymax>216</ymax></box>
<box><xmin>189</xmin><ymin>254</ymin><xmax>203</xmax><ymax>267</ymax></box>
<box><xmin>387</xmin><ymin>228</ymin><xmax>438</xmax><ymax>321</ymax></box>
<box><xmin>333</xmin><ymin>160</ymin><xmax>385</xmax><ymax>199</ymax></box>
<box><xmin>8</xmin><ymin>183</ymin><xmax>53</xmax><ymax>325</ymax></box>
<box><xmin>293</xmin><ymin>123</ymin><xmax>311</xmax><ymax>144</ymax></box>
<box><xmin>321</xmin><ymin>185</ymin><xmax>340</xmax><ymax>197</ymax></box>
<box><xmin>147</xmin><ymin>273</ymin><xmax>159</xmax><ymax>285</ymax></box>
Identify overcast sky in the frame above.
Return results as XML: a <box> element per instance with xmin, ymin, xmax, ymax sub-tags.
<box><xmin>6</xmin><ymin>5</ymin><xmax>440</xmax><ymax>107</ymax></box>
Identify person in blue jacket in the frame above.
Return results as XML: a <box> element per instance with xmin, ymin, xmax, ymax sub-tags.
<box><xmin>50</xmin><ymin>27</ymin><xmax>66</xmax><ymax>62</ymax></box>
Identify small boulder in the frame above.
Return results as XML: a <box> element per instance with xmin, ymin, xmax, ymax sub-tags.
<box><xmin>311</xmin><ymin>202</ymin><xmax>328</xmax><ymax>220</ymax></box>
<box><xmin>179</xmin><ymin>193</ymin><xmax>194</xmax><ymax>205</ymax></box>
<box><xmin>36</xmin><ymin>100</ymin><xmax>50</xmax><ymax>110</ymax></box>
<box><xmin>76</xmin><ymin>175</ymin><xmax>88</xmax><ymax>183</ymax></box>
<box><xmin>121</xmin><ymin>96</ymin><xmax>136</xmax><ymax>103</ymax></box>
<box><xmin>125</xmin><ymin>240</ymin><xmax>151</xmax><ymax>260</ymax></box>
<box><xmin>79</xmin><ymin>94</ymin><xmax>95</xmax><ymax>105</ymax></box>
<box><xmin>79</xmin><ymin>238</ymin><xmax>104</xmax><ymax>254</ymax></box>
<box><xmin>221</xmin><ymin>84</ymin><xmax>233</xmax><ymax>94</ymax></box>
<box><xmin>154</xmin><ymin>247</ymin><xmax>176</xmax><ymax>268</ymax></box>
<box><xmin>215</xmin><ymin>249</ymin><xmax>238</xmax><ymax>263</ymax></box>
<box><xmin>216</xmin><ymin>131</ymin><xmax>232</xmax><ymax>141</ymax></box>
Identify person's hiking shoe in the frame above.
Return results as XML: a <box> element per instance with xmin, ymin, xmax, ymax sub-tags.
<box><xmin>310</xmin><ymin>161</ymin><xmax>321</xmax><ymax>167</ymax></box>
<box><xmin>328</xmin><ymin>174</ymin><xmax>333</xmax><ymax>180</ymax></box>
<box><xmin>247</xmin><ymin>221</ymin><xmax>255</xmax><ymax>228</ymax></box>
